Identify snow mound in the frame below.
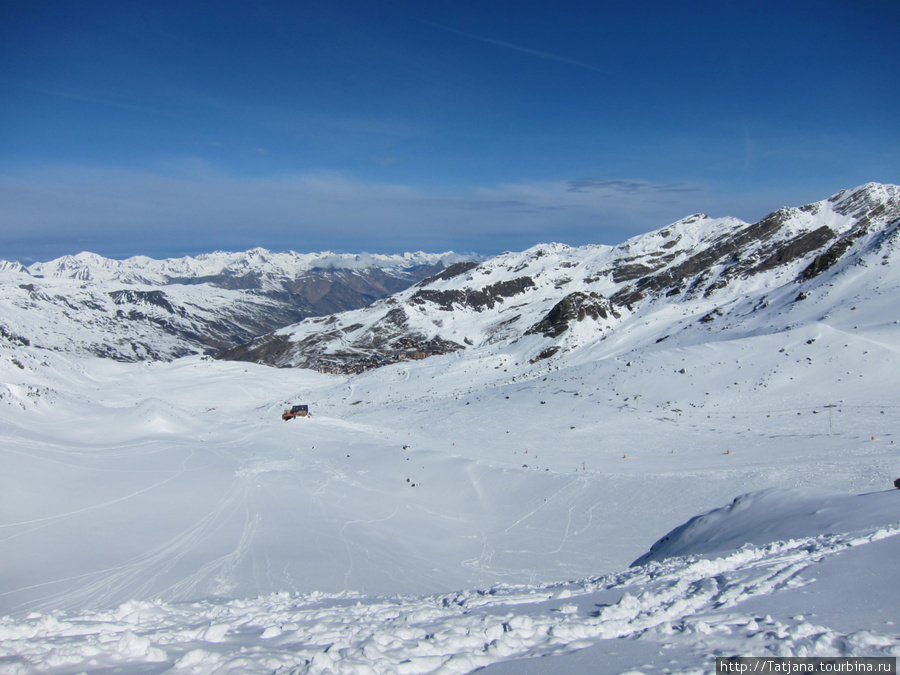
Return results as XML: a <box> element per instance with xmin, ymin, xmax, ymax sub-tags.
<box><xmin>2</xmin><ymin>488</ymin><xmax>899</xmax><ymax>673</ymax></box>
<box><xmin>634</xmin><ymin>487</ymin><xmax>900</xmax><ymax>565</ymax></box>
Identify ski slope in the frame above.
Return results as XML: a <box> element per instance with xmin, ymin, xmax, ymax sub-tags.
<box><xmin>1</xmin><ymin>310</ymin><xmax>898</xmax><ymax>672</ymax></box>
<box><xmin>3</xmin><ymin>181</ymin><xmax>900</xmax><ymax>672</ymax></box>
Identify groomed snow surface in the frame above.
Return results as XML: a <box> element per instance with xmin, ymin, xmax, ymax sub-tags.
<box><xmin>1</xmin><ymin>324</ymin><xmax>899</xmax><ymax>672</ymax></box>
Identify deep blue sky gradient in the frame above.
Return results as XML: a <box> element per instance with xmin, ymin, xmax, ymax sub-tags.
<box><xmin>1</xmin><ymin>0</ymin><xmax>898</xmax><ymax>261</ymax></box>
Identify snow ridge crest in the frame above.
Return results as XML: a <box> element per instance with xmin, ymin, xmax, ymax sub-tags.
<box><xmin>222</xmin><ymin>182</ymin><xmax>900</xmax><ymax>372</ymax></box>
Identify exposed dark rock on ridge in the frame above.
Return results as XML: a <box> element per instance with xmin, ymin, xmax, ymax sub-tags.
<box><xmin>410</xmin><ymin>277</ymin><xmax>536</xmax><ymax>311</ymax></box>
<box><xmin>217</xmin><ymin>183</ymin><xmax>900</xmax><ymax>373</ymax></box>
<box><xmin>527</xmin><ymin>292</ymin><xmax>620</xmax><ymax>338</ymax></box>
<box><xmin>109</xmin><ymin>290</ymin><xmax>181</xmax><ymax>315</ymax></box>
<box><xmin>416</xmin><ymin>262</ymin><xmax>480</xmax><ymax>286</ymax></box>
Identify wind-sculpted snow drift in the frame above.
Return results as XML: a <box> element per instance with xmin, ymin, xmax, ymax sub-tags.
<box><xmin>1</xmin><ymin>183</ymin><xmax>899</xmax><ymax>673</ymax></box>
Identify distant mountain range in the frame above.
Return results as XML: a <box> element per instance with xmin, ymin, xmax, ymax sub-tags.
<box><xmin>218</xmin><ymin>182</ymin><xmax>900</xmax><ymax>372</ymax></box>
<box><xmin>0</xmin><ymin>249</ymin><xmax>472</xmax><ymax>361</ymax></box>
<box><xmin>2</xmin><ymin>183</ymin><xmax>898</xmax><ymax>369</ymax></box>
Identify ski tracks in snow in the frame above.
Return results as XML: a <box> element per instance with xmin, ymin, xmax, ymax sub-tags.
<box><xmin>3</xmin><ymin>523</ymin><xmax>898</xmax><ymax>674</ymax></box>
<box><xmin>1</xmin><ymin>454</ymin><xmax>260</xmax><ymax>618</ymax></box>
<box><xmin>0</xmin><ymin>447</ymin><xmax>198</xmax><ymax>542</ymax></box>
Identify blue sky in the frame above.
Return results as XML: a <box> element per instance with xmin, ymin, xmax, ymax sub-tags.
<box><xmin>1</xmin><ymin>0</ymin><xmax>898</xmax><ymax>262</ymax></box>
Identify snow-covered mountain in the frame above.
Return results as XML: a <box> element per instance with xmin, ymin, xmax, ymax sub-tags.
<box><xmin>1</xmin><ymin>184</ymin><xmax>899</xmax><ymax>673</ymax></box>
<box><xmin>0</xmin><ymin>249</ymin><xmax>469</xmax><ymax>361</ymax></box>
<box><xmin>221</xmin><ymin>183</ymin><xmax>900</xmax><ymax>373</ymax></box>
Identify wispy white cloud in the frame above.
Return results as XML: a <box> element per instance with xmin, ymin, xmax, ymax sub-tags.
<box><xmin>0</xmin><ymin>164</ymin><xmax>730</xmax><ymax>261</ymax></box>
<box><xmin>419</xmin><ymin>20</ymin><xmax>619</xmax><ymax>77</ymax></box>
<box><xmin>11</xmin><ymin>81</ymin><xmax>178</xmax><ymax>118</ymax></box>
<box><xmin>565</xmin><ymin>179</ymin><xmax>701</xmax><ymax>194</ymax></box>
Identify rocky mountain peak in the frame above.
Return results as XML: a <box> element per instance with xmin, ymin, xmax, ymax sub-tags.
<box><xmin>219</xmin><ymin>183</ymin><xmax>900</xmax><ymax>373</ymax></box>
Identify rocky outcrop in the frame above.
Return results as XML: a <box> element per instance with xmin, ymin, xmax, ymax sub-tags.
<box><xmin>109</xmin><ymin>290</ymin><xmax>181</xmax><ymax>315</ymax></box>
<box><xmin>800</xmin><ymin>226</ymin><xmax>867</xmax><ymax>282</ymax></box>
<box><xmin>527</xmin><ymin>292</ymin><xmax>619</xmax><ymax>338</ymax></box>
<box><xmin>416</xmin><ymin>262</ymin><xmax>480</xmax><ymax>286</ymax></box>
<box><xmin>609</xmin><ymin>209</ymin><xmax>841</xmax><ymax>306</ymax></box>
<box><xmin>410</xmin><ymin>277</ymin><xmax>536</xmax><ymax>311</ymax></box>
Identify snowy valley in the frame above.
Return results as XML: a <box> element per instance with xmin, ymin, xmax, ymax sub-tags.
<box><xmin>1</xmin><ymin>184</ymin><xmax>899</xmax><ymax>673</ymax></box>
<box><xmin>0</xmin><ymin>250</ymin><xmax>467</xmax><ymax>361</ymax></box>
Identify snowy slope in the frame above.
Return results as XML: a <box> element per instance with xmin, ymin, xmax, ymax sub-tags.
<box><xmin>4</xmin><ymin>488</ymin><xmax>896</xmax><ymax>674</ymax></box>
<box><xmin>0</xmin><ymin>272</ymin><xmax>294</xmax><ymax>359</ymax></box>
<box><xmin>1</xmin><ymin>316</ymin><xmax>899</xmax><ymax>671</ymax></box>
<box><xmin>0</xmin><ymin>184</ymin><xmax>899</xmax><ymax>673</ymax></box>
